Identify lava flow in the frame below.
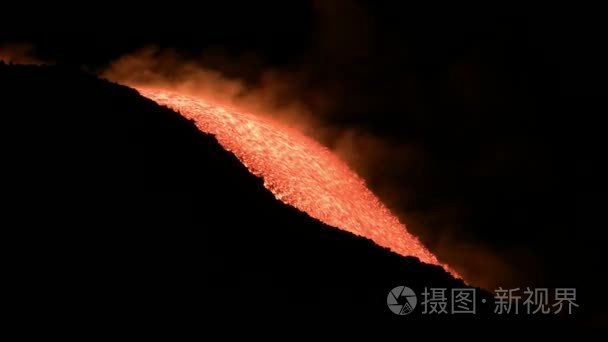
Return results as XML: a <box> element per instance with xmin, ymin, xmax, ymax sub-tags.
<box><xmin>137</xmin><ymin>87</ymin><xmax>457</xmax><ymax>276</ymax></box>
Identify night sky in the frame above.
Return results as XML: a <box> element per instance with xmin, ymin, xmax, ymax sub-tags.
<box><xmin>2</xmin><ymin>1</ymin><xmax>606</xmax><ymax>327</ymax></box>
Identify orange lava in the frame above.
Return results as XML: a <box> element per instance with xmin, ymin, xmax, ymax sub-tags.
<box><xmin>137</xmin><ymin>87</ymin><xmax>456</xmax><ymax>276</ymax></box>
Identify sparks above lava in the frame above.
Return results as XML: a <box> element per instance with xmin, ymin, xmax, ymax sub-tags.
<box><xmin>137</xmin><ymin>87</ymin><xmax>456</xmax><ymax>276</ymax></box>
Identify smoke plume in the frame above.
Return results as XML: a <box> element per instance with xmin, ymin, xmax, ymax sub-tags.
<box><xmin>0</xmin><ymin>43</ymin><xmax>42</xmax><ymax>64</ymax></box>
<box><xmin>98</xmin><ymin>0</ymin><xmax>542</xmax><ymax>291</ymax></box>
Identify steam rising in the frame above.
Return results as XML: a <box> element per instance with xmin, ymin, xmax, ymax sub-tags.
<box><xmin>0</xmin><ymin>43</ymin><xmax>42</xmax><ymax>64</ymax></box>
<box><xmin>3</xmin><ymin>0</ymin><xmax>529</xmax><ymax>289</ymax></box>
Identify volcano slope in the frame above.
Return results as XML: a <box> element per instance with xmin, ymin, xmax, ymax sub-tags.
<box><xmin>2</xmin><ymin>64</ymin><xmax>571</xmax><ymax>327</ymax></box>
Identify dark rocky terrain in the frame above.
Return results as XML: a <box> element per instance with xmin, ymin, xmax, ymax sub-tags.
<box><xmin>2</xmin><ymin>63</ymin><xmax>587</xmax><ymax>329</ymax></box>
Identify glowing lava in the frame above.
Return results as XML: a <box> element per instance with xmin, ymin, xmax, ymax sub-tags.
<box><xmin>137</xmin><ymin>87</ymin><xmax>456</xmax><ymax>275</ymax></box>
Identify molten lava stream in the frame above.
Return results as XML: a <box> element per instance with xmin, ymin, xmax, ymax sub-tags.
<box><xmin>137</xmin><ymin>87</ymin><xmax>458</xmax><ymax>277</ymax></box>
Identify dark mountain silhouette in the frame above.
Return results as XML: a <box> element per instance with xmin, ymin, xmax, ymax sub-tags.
<box><xmin>2</xmin><ymin>63</ymin><xmax>580</xmax><ymax>328</ymax></box>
